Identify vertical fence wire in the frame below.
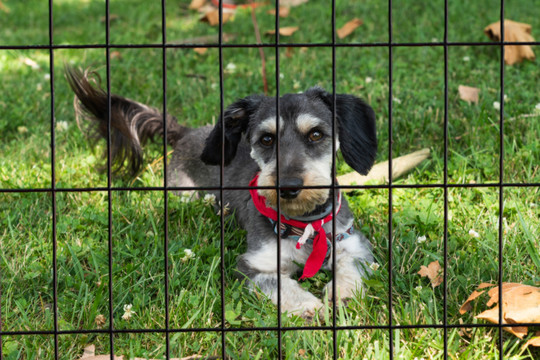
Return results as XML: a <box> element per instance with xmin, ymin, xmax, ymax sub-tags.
<box><xmin>2</xmin><ymin>1</ymin><xmax>540</xmax><ymax>359</ymax></box>
<box><xmin>218</xmin><ymin>2</ymin><xmax>227</xmax><ymax>358</ymax></box>
<box><xmin>387</xmin><ymin>0</ymin><xmax>394</xmax><ymax>358</ymax></box>
<box><xmin>331</xmin><ymin>0</ymin><xmax>338</xmax><ymax>358</ymax></box>
<box><xmin>274</xmin><ymin>1</ymin><xmax>283</xmax><ymax>357</ymax></box>
<box><xmin>498</xmin><ymin>1</ymin><xmax>506</xmax><ymax>359</ymax></box>
<box><xmin>104</xmin><ymin>0</ymin><xmax>115</xmax><ymax>358</ymax></box>
<box><xmin>443</xmin><ymin>0</ymin><xmax>449</xmax><ymax>359</ymax></box>
<box><xmin>161</xmin><ymin>1</ymin><xmax>170</xmax><ymax>359</ymax></box>
<box><xmin>47</xmin><ymin>0</ymin><xmax>59</xmax><ymax>358</ymax></box>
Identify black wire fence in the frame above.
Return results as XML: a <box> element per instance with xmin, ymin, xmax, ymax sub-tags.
<box><xmin>1</xmin><ymin>0</ymin><xmax>539</xmax><ymax>359</ymax></box>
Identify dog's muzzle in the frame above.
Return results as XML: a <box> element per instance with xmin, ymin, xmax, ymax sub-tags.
<box><xmin>279</xmin><ymin>177</ymin><xmax>303</xmax><ymax>199</ymax></box>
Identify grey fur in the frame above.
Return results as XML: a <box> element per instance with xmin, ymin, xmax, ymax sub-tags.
<box><xmin>67</xmin><ymin>67</ymin><xmax>378</xmax><ymax>317</ymax></box>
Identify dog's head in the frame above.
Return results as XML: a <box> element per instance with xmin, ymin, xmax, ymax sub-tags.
<box><xmin>201</xmin><ymin>87</ymin><xmax>377</xmax><ymax>217</ymax></box>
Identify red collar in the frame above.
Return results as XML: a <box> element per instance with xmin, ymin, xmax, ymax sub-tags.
<box><xmin>249</xmin><ymin>174</ymin><xmax>342</xmax><ymax>280</ymax></box>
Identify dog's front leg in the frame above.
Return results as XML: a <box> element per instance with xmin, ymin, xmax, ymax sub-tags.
<box><xmin>323</xmin><ymin>233</ymin><xmax>374</xmax><ymax>301</ymax></box>
<box><xmin>237</xmin><ymin>241</ymin><xmax>323</xmax><ymax>318</ymax></box>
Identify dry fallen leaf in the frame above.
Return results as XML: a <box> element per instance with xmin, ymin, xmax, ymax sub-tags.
<box><xmin>458</xmin><ymin>85</ymin><xmax>480</xmax><ymax>104</ymax></box>
<box><xmin>484</xmin><ymin>20</ymin><xmax>536</xmax><ymax>65</ymax></box>
<box><xmin>193</xmin><ymin>47</ymin><xmax>208</xmax><ymax>55</ymax></box>
<box><xmin>522</xmin><ymin>333</ymin><xmax>540</xmax><ymax>349</ymax></box>
<box><xmin>189</xmin><ymin>0</ymin><xmax>207</xmax><ymax>10</ymax></box>
<box><xmin>110</xmin><ymin>51</ymin><xmax>122</xmax><ymax>60</ymax></box>
<box><xmin>268</xmin><ymin>6</ymin><xmax>291</xmax><ymax>18</ymax></box>
<box><xmin>461</xmin><ymin>282</ymin><xmax>540</xmax><ymax>340</ymax></box>
<box><xmin>417</xmin><ymin>260</ymin><xmax>443</xmax><ymax>288</ymax></box>
<box><xmin>266</xmin><ymin>26</ymin><xmax>299</xmax><ymax>36</ymax></box>
<box><xmin>0</xmin><ymin>1</ymin><xmax>11</xmax><ymax>13</ymax></box>
<box><xmin>337</xmin><ymin>18</ymin><xmax>363</xmax><ymax>39</ymax></box>
<box><xmin>200</xmin><ymin>8</ymin><xmax>235</xmax><ymax>26</ymax></box>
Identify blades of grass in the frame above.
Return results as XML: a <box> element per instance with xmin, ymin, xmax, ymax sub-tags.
<box><xmin>517</xmin><ymin>212</ymin><xmax>540</xmax><ymax>271</ymax></box>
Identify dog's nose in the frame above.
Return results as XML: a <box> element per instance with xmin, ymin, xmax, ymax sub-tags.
<box><xmin>279</xmin><ymin>177</ymin><xmax>303</xmax><ymax>199</ymax></box>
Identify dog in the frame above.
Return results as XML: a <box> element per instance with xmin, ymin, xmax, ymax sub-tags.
<box><xmin>66</xmin><ymin>67</ymin><xmax>377</xmax><ymax>318</ymax></box>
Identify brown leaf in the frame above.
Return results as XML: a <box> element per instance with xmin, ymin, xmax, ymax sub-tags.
<box><xmin>484</xmin><ymin>20</ymin><xmax>536</xmax><ymax>65</ymax></box>
<box><xmin>337</xmin><ymin>18</ymin><xmax>363</xmax><ymax>39</ymax></box>
<box><xmin>200</xmin><ymin>8</ymin><xmax>235</xmax><ymax>26</ymax></box>
<box><xmin>100</xmin><ymin>14</ymin><xmax>119</xmax><ymax>23</ymax></box>
<box><xmin>486</xmin><ymin>282</ymin><xmax>522</xmax><ymax>307</ymax></box>
<box><xmin>268</xmin><ymin>6</ymin><xmax>291</xmax><ymax>18</ymax></box>
<box><xmin>193</xmin><ymin>47</ymin><xmax>208</xmax><ymax>55</ymax></box>
<box><xmin>0</xmin><ymin>1</ymin><xmax>11</xmax><ymax>13</ymax></box>
<box><xmin>476</xmin><ymin>306</ymin><xmax>529</xmax><ymax>339</ymax></box>
<box><xmin>110</xmin><ymin>51</ymin><xmax>122</xmax><ymax>60</ymax></box>
<box><xmin>266</xmin><ymin>26</ymin><xmax>299</xmax><ymax>36</ymax></box>
<box><xmin>189</xmin><ymin>0</ymin><xmax>207</xmax><ymax>10</ymax></box>
<box><xmin>466</xmin><ymin>283</ymin><xmax>540</xmax><ymax>340</ymax></box>
<box><xmin>459</xmin><ymin>289</ymin><xmax>486</xmax><ymax>314</ymax></box>
<box><xmin>417</xmin><ymin>260</ymin><xmax>443</xmax><ymax>288</ymax></box>
<box><xmin>502</xmin><ymin>285</ymin><xmax>540</xmax><ymax>323</ymax></box>
<box><xmin>285</xmin><ymin>46</ymin><xmax>295</xmax><ymax>58</ymax></box>
<box><xmin>478</xmin><ymin>282</ymin><xmax>496</xmax><ymax>289</ymax></box>
<box><xmin>522</xmin><ymin>334</ymin><xmax>540</xmax><ymax>349</ymax></box>
<box><xmin>458</xmin><ymin>85</ymin><xmax>480</xmax><ymax>104</ymax></box>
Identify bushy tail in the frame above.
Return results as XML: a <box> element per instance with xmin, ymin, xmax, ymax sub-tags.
<box><xmin>66</xmin><ymin>67</ymin><xmax>189</xmax><ymax>176</ymax></box>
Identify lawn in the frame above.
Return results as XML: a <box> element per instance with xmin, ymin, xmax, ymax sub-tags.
<box><xmin>0</xmin><ymin>0</ymin><xmax>539</xmax><ymax>359</ymax></box>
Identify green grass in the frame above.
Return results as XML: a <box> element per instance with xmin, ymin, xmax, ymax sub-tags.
<box><xmin>1</xmin><ymin>0</ymin><xmax>539</xmax><ymax>359</ymax></box>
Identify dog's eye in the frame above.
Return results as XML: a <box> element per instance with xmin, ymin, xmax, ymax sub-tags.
<box><xmin>260</xmin><ymin>134</ymin><xmax>275</xmax><ymax>147</ymax></box>
<box><xmin>308</xmin><ymin>129</ymin><xmax>324</xmax><ymax>142</ymax></box>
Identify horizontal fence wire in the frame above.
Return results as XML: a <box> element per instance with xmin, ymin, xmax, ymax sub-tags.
<box><xmin>1</xmin><ymin>0</ymin><xmax>539</xmax><ymax>359</ymax></box>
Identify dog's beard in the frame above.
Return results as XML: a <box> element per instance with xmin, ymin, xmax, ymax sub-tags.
<box><xmin>257</xmin><ymin>170</ymin><xmax>331</xmax><ymax>218</ymax></box>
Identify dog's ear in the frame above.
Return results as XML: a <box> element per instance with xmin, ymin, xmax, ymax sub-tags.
<box><xmin>305</xmin><ymin>87</ymin><xmax>377</xmax><ymax>175</ymax></box>
<box><xmin>201</xmin><ymin>95</ymin><xmax>265</xmax><ymax>166</ymax></box>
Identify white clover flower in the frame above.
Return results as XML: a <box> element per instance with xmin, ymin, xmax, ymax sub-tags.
<box><xmin>17</xmin><ymin>126</ymin><xmax>29</xmax><ymax>134</ymax></box>
<box><xmin>203</xmin><ymin>193</ymin><xmax>216</xmax><ymax>205</ymax></box>
<box><xmin>463</xmin><ymin>56</ymin><xmax>470</xmax><ymax>62</ymax></box>
<box><xmin>493</xmin><ymin>101</ymin><xmax>501</xmax><ymax>110</ymax></box>
<box><xmin>56</xmin><ymin>121</ymin><xmax>68</xmax><ymax>132</ymax></box>
<box><xmin>216</xmin><ymin>202</ymin><xmax>231</xmax><ymax>216</ymax></box>
<box><xmin>415</xmin><ymin>285</ymin><xmax>423</xmax><ymax>292</ymax></box>
<box><xmin>503</xmin><ymin>94</ymin><xmax>508</xmax><ymax>102</ymax></box>
<box><xmin>468</xmin><ymin>229</ymin><xmax>480</xmax><ymax>238</ymax></box>
<box><xmin>369</xmin><ymin>262</ymin><xmax>380</xmax><ymax>271</ymax></box>
<box><xmin>211</xmin><ymin>83</ymin><xmax>218</xmax><ymax>90</ymax></box>
<box><xmin>393</xmin><ymin>97</ymin><xmax>402</xmax><ymax>104</ymax></box>
<box><xmin>225</xmin><ymin>62</ymin><xmax>236</xmax><ymax>73</ymax></box>
<box><xmin>180</xmin><ymin>192</ymin><xmax>194</xmax><ymax>203</ymax></box>
<box><xmin>122</xmin><ymin>304</ymin><xmax>135</xmax><ymax>320</ymax></box>
<box><xmin>416</xmin><ymin>235</ymin><xmax>427</xmax><ymax>244</ymax></box>
<box><xmin>279</xmin><ymin>73</ymin><xmax>284</xmax><ymax>79</ymax></box>
<box><xmin>181</xmin><ymin>249</ymin><xmax>195</xmax><ymax>263</ymax></box>
<box><xmin>44</xmin><ymin>73</ymin><xmax>51</xmax><ymax>80</ymax></box>
<box><xmin>365</xmin><ymin>76</ymin><xmax>373</xmax><ymax>84</ymax></box>
<box><xmin>535</xmin><ymin>103</ymin><xmax>540</xmax><ymax>113</ymax></box>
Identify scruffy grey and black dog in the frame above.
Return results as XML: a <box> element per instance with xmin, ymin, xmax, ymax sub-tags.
<box><xmin>67</xmin><ymin>68</ymin><xmax>377</xmax><ymax>318</ymax></box>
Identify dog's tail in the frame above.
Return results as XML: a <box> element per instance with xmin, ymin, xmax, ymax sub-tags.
<box><xmin>66</xmin><ymin>66</ymin><xmax>190</xmax><ymax>176</ymax></box>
